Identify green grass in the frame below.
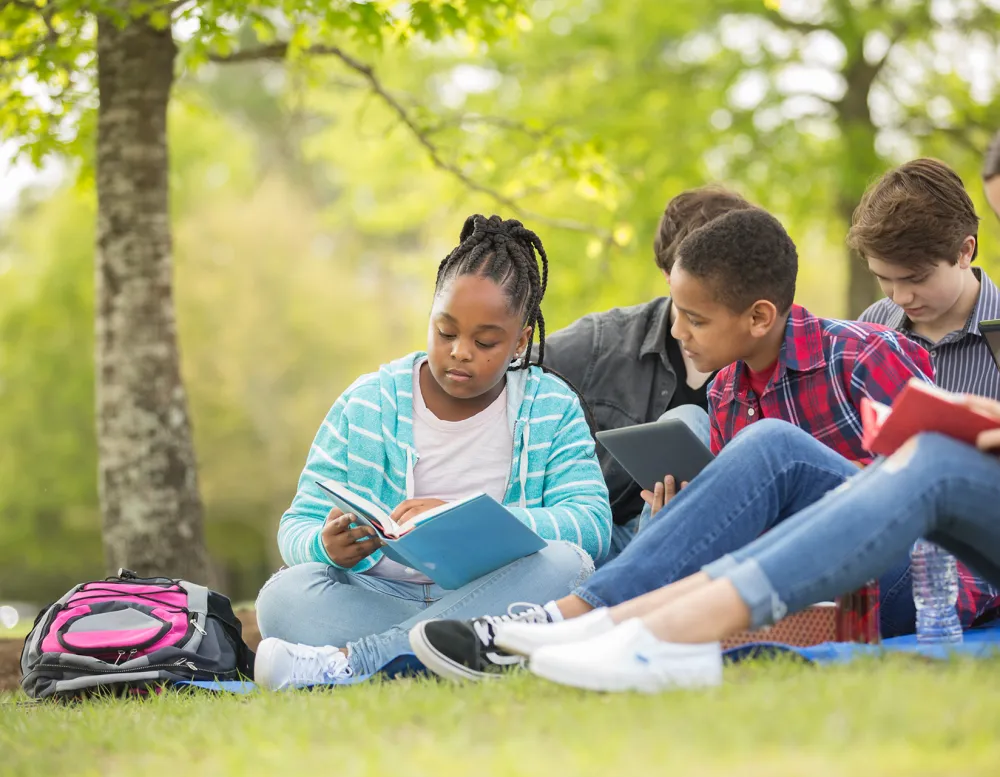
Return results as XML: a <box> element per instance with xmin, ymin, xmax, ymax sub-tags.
<box><xmin>3</xmin><ymin>655</ymin><xmax>1000</xmax><ymax>777</ymax></box>
<box><xmin>1</xmin><ymin>621</ymin><xmax>32</xmax><ymax>641</ymax></box>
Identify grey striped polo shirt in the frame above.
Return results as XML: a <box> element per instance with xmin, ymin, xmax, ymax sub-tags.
<box><xmin>858</xmin><ymin>267</ymin><xmax>1000</xmax><ymax>400</ymax></box>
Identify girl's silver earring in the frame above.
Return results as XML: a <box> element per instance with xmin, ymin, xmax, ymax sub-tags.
<box><xmin>509</xmin><ymin>352</ymin><xmax>525</xmax><ymax>369</ymax></box>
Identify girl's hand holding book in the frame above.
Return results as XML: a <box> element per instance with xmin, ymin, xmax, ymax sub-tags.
<box><xmin>322</xmin><ymin>509</ymin><xmax>384</xmax><ymax>567</ymax></box>
<box><xmin>390</xmin><ymin>498</ymin><xmax>448</xmax><ymax>527</ymax></box>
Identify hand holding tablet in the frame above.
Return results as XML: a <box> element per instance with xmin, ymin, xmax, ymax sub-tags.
<box><xmin>595</xmin><ymin>418</ymin><xmax>714</xmax><ymax>495</ymax></box>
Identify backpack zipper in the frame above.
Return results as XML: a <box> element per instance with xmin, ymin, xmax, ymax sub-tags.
<box><xmin>26</xmin><ymin>659</ymin><xmax>240</xmax><ymax>678</ymax></box>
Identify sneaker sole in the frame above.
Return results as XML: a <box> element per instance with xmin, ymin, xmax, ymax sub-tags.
<box><xmin>408</xmin><ymin>622</ymin><xmax>500</xmax><ymax>684</ymax></box>
<box><xmin>253</xmin><ymin>638</ymin><xmax>280</xmax><ymax>690</ymax></box>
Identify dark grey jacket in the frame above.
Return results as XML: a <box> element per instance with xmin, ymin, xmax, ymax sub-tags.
<box><xmin>544</xmin><ymin>297</ymin><xmax>683</xmax><ymax>524</ymax></box>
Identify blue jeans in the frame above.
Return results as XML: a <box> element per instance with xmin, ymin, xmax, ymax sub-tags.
<box><xmin>706</xmin><ymin>433</ymin><xmax>1000</xmax><ymax>629</ymax></box>
<box><xmin>602</xmin><ymin>404</ymin><xmax>712</xmax><ymax>566</ymax></box>
<box><xmin>578</xmin><ymin>419</ymin><xmax>918</xmax><ymax>635</ymax></box>
<box><xmin>255</xmin><ymin>540</ymin><xmax>594</xmax><ymax>675</ymax></box>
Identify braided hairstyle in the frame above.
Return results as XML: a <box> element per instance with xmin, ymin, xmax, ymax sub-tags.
<box><xmin>435</xmin><ymin>214</ymin><xmax>548</xmax><ymax>369</ymax></box>
<box><xmin>434</xmin><ymin>214</ymin><xmax>598</xmax><ymax>435</ymax></box>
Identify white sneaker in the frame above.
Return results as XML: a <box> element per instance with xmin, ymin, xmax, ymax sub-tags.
<box><xmin>493</xmin><ymin>607</ymin><xmax>615</xmax><ymax>657</ymax></box>
<box><xmin>254</xmin><ymin>638</ymin><xmax>354</xmax><ymax>690</ymax></box>
<box><xmin>529</xmin><ymin>618</ymin><xmax>723</xmax><ymax>693</ymax></box>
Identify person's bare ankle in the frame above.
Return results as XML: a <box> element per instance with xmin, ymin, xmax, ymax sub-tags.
<box><xmin>555</xmin><ymin>595</ymin><xmax>593</xmax><ymax>619</ymax></box>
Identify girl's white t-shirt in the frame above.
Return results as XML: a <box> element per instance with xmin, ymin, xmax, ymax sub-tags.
<box><xmin>364</xmin><ymin>359</ymin><xmax>514</xmax><ymax>583</ymax></box>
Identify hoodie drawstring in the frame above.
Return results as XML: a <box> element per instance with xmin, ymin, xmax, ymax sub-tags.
<box><xmin>405</xmin><ymin>448</ymin><xmax>415</xmax><ymax>499</ymax></box>
<box><xmin>518</xmin><ymin>422</ymin><xmax>530</xmax><ymax>509</ymax></box>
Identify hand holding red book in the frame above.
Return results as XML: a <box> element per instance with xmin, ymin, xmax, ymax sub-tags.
<box><xmin>861</xmin><ymin>379</ymin><xmax>1000</xmax><ymax>457</ymax></box>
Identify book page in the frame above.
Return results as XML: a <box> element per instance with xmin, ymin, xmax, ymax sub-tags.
<box><xmin>871</xmin><ymin>401</ymin><xmax>891</xmax><ymax>425</ymax></box>
<box><xmin>316</xmin><ymin>481</ymin><xmax>400</xmax><ymax>536</ymax></box>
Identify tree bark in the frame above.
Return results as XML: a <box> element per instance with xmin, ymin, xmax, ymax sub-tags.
<box><xmin>836</xmin><ymin>28</ymin><xmax>883</xmax><ymax>318</ymax></box>
<box><xmin>95</xmin><ymin>15</ymin><xmax>211</xmax><ymax>582</ymax></box>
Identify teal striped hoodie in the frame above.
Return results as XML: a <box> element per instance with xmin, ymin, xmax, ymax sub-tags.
<box><xmin>278</xmin><ymin>352</ymin><xmax>613</xmax><ymax>571</ymax></box>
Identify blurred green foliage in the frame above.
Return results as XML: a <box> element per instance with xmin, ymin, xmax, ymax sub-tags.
<box><xmin>1</xmin><ymin>0</ymin><xmax>999</xmax><ymax>602</ymax></box>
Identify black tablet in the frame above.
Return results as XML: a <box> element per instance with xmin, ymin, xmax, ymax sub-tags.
<box><xmin>595</xmin><ymin>418</ymin><xmax>714</xmax><ymax>492</ymax></box>
<box><xmin>981</xmin><ymin>318</ymin><xmax>1000</xmax><ymax>373</ymax></box>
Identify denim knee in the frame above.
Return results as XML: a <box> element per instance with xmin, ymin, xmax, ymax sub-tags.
<box><xmin>540</xmin><ymin>540</ymin><xmax>595</xmax><ymax>590</ymax></box>
<box><xmin>254</xmin><ymin>562</ymin><xmax>330</xmax><ymax>639</ymax></box>
<box><xmin>730</xmin><ymin>418</ymin><xmax>810</xmax><ymax>452</ymax></box>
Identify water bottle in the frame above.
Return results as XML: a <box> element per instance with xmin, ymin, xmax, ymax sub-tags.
<box><xmin>910</xmin><ymin>539</ymin><xmax>963</xmax><ymax>645</ymax></box>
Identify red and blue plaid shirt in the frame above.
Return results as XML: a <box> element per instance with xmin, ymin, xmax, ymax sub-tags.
<box><xmin>708</xmin><ymin>305</ymin><xmax>933</xmax><ymax>461</ymax></box>
<box><xmin>708</xmin><ymin>305</ymin><xmax>996</xmax><ymax>627</ymax></box>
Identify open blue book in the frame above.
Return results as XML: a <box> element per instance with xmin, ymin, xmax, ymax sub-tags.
<box><xmin>315</xmin><ymin>480</ymin><xmax>546</xmax><ymax>589</ymax></box>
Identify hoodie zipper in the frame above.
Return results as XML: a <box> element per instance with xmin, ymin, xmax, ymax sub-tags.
<box><xmin>502</xmin><ymin>418</ymin><xmax>524</xmax><ymax>502</ymax></box>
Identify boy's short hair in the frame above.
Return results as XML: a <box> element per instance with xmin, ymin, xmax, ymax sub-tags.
<box><xmin>674</xmin><ymin>207</ymin><xmax>797</xmax><ymax>314</ymax></box>
<box><xmin>848</xmin><ymin>158</ymin><xmax>980</xmax><ymax>268</ymax></box>
<box><xmin>654</xmin><ymin>186</ymin><xmax>753</xmax><ymax>273</ymax></box>
<box><xmin>985</xmin><ymin>131</ymin><xmax>1000</xmax><ymax>182</ymax></box>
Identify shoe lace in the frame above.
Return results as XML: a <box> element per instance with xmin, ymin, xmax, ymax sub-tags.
<box><xmin>472</xmin><ymin>602</ymin><xmax>547</xmax><ymax>647</ymax></box>
<box><xmin>291</xmin><ymin>647</ymin><xmax>353</xmax><ymax>684</ymax></box>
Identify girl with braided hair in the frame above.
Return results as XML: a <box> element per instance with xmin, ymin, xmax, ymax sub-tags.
<box><xmin>253</xmin><ymin>214</ymin><xmax>612</xmax><ymax>689</ymax></box>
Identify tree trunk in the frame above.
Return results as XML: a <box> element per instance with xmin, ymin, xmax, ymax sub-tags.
<box><xmin>95</xmin><ymin>15</ymin><xmax>211</xmax><ymax>582</ymax></box>
<box><xmin>838</xmin><ymin>191</ymin><xmax>880</xmax><ymax>318</ymax></box>
<box><xmin>837</xmin><ymin>32</ymin><xmax>883</xmax><ymax>318</ymax></box>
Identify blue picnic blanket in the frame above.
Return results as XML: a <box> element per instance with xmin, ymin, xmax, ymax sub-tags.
<box><xmin>724</xmin><ymin>619</ymin><xmax>1000</xmax><ymax>664</ymax></box>
<box><xmin>177</xmin><ymin>621</ymin><xmax>1000</xmax><ymax>694</ymax></box>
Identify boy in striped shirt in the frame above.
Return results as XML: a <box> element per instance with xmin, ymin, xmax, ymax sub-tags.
<box><xmin>853</xmin><ymin>158</ymin><xmax>1000</xmax><ymax>633</ymax></box>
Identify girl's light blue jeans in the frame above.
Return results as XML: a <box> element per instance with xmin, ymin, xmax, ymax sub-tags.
<box><xmin>706</xmin><ymin>432</ymin><xmax>1000</xmax><ymax>629</ymax></box>
<box><xmin>255</xmin><ymin>540</ymin><xmax>594</xmax><ymax>675</ymax></box>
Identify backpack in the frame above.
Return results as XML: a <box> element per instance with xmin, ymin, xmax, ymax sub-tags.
<box><xmin>20</xmin><ymin>569</ymin><xmax>255</xmax><ymax>699</ymax></box>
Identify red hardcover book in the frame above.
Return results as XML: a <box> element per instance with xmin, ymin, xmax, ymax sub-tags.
<box><xmin>861</xmin><ymin>379</ymin><xmax>1000</xmax><ymax>457</ymax></box>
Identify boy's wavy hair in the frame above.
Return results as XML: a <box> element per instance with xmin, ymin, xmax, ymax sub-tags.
<box><xmin>436</xmin><ymin>214</ymin><xmax>597</xmax><ymax>435</ymax></box>
<box><xmin>848</xmin><ymin>158</ymin><xmax>980</xmax><ymax>268</ymax></box>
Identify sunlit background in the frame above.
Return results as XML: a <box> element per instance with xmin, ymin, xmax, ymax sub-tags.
<box><xmin>2</xmin><ymin>0</ymin><xmax>999</xmax><ymax>610</ymax></box>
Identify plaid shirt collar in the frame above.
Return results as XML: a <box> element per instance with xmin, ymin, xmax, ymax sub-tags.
<box><xmin>715</xmin><ymin>305</ymin><xmax>826</xmax><ymax>403</ymax></box>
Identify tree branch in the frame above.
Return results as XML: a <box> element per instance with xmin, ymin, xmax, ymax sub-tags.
<box><xmin>762</xmin><ymin>9</ymin><xmax>828</xmax><ymax>34</ymax></box>
<box><xmin>211</xmin><ymin>42</ymin><xmax>613</xmax><ymax>241</ymax></box>
<box><xmin>424</xmin><ymin>114</ymin><xmax>550</xmax><ymax>141</ymax></box>
<box><xmin>208</xmin><ymin>42</ymin><xmax>292</xmax><ymax>63</ymax></box>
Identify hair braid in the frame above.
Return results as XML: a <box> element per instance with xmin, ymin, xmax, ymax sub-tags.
<box><xmin>435</xmin><ymin>214</ymin><xmax>550</xmax><ymax>370</ymax></box>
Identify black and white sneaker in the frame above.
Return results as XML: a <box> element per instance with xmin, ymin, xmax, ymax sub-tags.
<box><xmin>409</xmin><ymin>603</ymin><xmax>553</xmax><ymax>682</ymax></box>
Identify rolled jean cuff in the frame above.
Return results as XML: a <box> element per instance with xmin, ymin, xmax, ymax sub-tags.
<box><xmin>571</xmin><ymin>586</ymin><xmax>608</xmax><ymax>610</ymax></box>
<box><xmin>702</xmin><ymin>554</ymin><xmax>741</xmax><ymax>580</ymax></box>
<box><xmin>718</xmin><ymin>558</ymin><xmax>788</xmax><ymax>630</ymax></box>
